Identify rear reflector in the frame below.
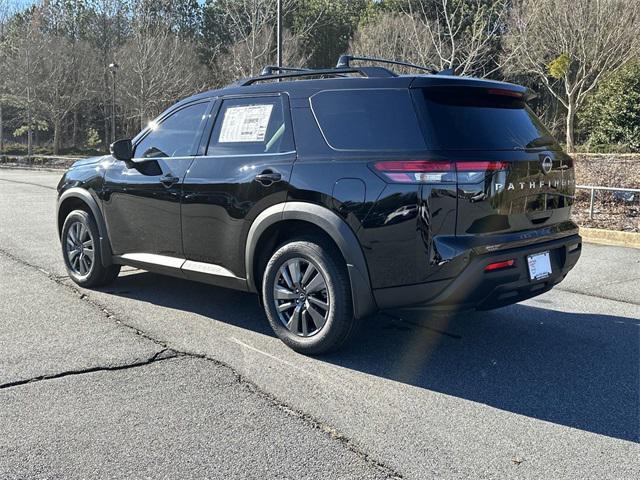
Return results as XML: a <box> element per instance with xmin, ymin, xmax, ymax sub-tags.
<box><xmin>484</xmin><ymin>259</ymin><xmax>515</xmax><ymax>271</ymax></box>
<box><xmin>372</xmin><ymin>160</ymin><xmax>509</xmax><ymax>183</ymax></box>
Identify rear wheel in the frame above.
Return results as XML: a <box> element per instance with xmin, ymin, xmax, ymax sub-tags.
<box><xmin>262</xmin><ymin>239</ymin><xmax>355</xmax><ymax>355</ymax></box>
<box><xmin>61</xmin><ymin>210</ymin><xmax>120</xmax><ymax>288</ymax></box>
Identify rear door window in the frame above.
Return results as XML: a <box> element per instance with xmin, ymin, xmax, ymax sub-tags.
<box><xmin>207</xmin><ymin>96</ymin><xmax>293</xmax><ymax>156</ymax></box>
<box><xmin>310</xmin><ymin>89</ymin><xmax>426</xmax><ymax>151</ymax></box>
<box><xmin>413</xmin><ymin>87</ymin><xmax>558</xmax><ymax>151</ymax></box>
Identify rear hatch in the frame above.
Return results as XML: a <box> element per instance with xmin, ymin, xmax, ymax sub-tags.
<box><xmin>411</xmin><ymin>84</ymin><xmax>575</xmax><ymax>236</ymax></box>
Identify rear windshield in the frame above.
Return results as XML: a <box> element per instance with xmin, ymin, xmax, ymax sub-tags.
<box><xmin>414</xmin><ymin>87</ymin><xmax>558</xmax><ymax>151</ymax></box>
<box><xmin>311</xmin><ymin>89</ymin><xmax>426</xmax><ymax>151</ymax></box>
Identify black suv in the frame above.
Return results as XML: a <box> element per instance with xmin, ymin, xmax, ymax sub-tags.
<box><xmin>57</xmin><ymin>57</ymin><xmax>581</xmax><ymax>354</ymax></box>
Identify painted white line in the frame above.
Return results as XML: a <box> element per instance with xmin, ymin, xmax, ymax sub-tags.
<box><xmin>228</xmin><ymin>336</ymin><xmax>331</xmax><ymax>382</ymax></box>
<box><xmin>229</xmin><ymin>337</ymin><xmax>300</xmax><ymax>369</ymax></box>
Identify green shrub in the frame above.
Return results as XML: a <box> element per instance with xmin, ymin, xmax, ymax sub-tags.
<box><xmin>85</xmin><ymin>128</ymin><xmax>102</xmax><ymax>149</ymax></box>
<box><xmin>1</xmin><ymin>143</ymin><xmax>53</xmax><ymax>155</ymax></box>
<box><xmin>574</xmin><ymin>143</ymin><xmax>634</xmax><ymax>154</ymax></box>
<box><xmin>581</xmin><ymin>62</ymin><xmax>640</xmax><ymax>152</ymax></box>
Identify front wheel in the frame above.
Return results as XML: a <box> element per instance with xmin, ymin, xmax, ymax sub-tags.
<box><xmin>262</xmin><ymin>239</ymin><xmax>356</xmax><ymax>355</ymax></box>
<box><xmin>61</xmin><ymin>210</ymin><xmax>120</xmax><ymax>288</ymax></box>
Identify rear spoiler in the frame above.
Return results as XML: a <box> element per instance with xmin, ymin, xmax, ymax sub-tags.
<box><xmin>409</xmin><ymin>76</ymin><xmax>532</xmax><ymax>99</ymax></box>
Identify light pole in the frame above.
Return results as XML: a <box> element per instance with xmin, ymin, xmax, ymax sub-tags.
<box><xmin>108</xmin><ymin>62</ymin><xmax>119</xmax><ymax>144</ymax></box>
<box><xmin>276</xmin><ymin>0</ymin><xmax>282</xmax><ymax>68</ymax></box>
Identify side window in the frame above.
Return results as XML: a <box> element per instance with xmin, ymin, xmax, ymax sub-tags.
<box><xmin>207</xmin><ymin>96</ymin><xmax>293</xmax><ymax>156</ymax></box>
<box><xmin>134</xmin><ymin>102</ymin><xmax>210</xmax><ymax>159</ymax></box>
<box><xmin>310</xmin><ymin>89</ymin><xmax>426</xmax><ymax>151</ymax></box>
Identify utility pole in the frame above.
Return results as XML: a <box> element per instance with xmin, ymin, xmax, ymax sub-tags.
<box><xmin>277</xmin><ymin>0</ymin><xmax>282</xmax><ymax>68</ymax></box>
<box><xmin>108</xmin><ymin>62</ymin><xmax>118</xmax><ymax>144</ymax></box>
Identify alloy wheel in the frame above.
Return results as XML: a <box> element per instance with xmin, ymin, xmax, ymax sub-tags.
<box><xmin>273</xmin><ymin>257</ymin><xmax>330</xmax><ymax>337</ymax></box>
<box><xmin>65</xmin><ymin>221</ymin><xmax>95</xmax><ymax>276</ymax></box>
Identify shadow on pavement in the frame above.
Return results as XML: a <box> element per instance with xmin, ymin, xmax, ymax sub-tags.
<box><xmin>101</xmin><ymin>271</ymin><xmax>274</xmax><ymax>337</ymax></box>
<box><xmin>102</xmin><ymin>271</ymin><xmax>639</xmax><ymax>443</ymax></box>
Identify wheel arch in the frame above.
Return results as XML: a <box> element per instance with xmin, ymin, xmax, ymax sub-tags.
<box><xmin>246</xmin><ymin>202</ymin><xmax>377</xmax><ymax>319</ymax></box>
<box><xmin>57</xmin><ymin>188</ymin><xmax>113</xmax><ymax>267</ymax></box>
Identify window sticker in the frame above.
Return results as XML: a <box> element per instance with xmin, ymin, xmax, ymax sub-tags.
<box><xmin>219</xmin><ymin>104</ymin><xmax>274</xmax><ymax>143</ymax></box>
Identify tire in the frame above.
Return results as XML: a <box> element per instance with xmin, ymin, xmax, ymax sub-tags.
<box><xmin>61</xmin><ymin>210</ymin><xmax>120</xmax><ymax>288</ymax></box>
<box><xmin>262</xmin><ymin>239</ymin><xmax>356</xmax><ymax>355</ymax></box>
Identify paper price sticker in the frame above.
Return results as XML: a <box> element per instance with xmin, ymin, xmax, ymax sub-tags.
<box><xmin>219</xmin><ymin>104</ymin><xmax>273</xmax><ymax>143</ymax></box>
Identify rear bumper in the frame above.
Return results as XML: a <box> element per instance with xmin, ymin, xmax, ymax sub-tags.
<box><xmin>373</xmin><ymin>234</ymin><xmax>582</xmax><ymax>311</ymax></box>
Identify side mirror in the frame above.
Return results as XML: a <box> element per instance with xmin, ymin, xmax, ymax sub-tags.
<box><xmin>110</xmin><ymin>139</ymin><xmax>133</xmax><ymax>162</ymax></box>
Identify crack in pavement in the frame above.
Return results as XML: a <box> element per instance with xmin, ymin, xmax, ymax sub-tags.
<box><xmin>0</xmin><ymin>247</ymin><xmax>404</xmax><ymax>480</ymax></box>
<box><xmin>0</xmin><ymin>349</ymin><xmax>179</xmax><ymax>390</ymax></box>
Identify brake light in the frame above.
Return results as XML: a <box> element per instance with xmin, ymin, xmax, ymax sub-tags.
<box><xmin>486</xmin><ymin>88</ymin><xmax>524</xmax><ymax>98</ymax></box>
<box><xmin>372</xmin><ymin>160</ymin><xmax>509</xmax><ymax>183</ymax></box>
<box><xmin>484</xmin><ymin>259</ymin><xmax>515</xmax><ymax>271</ymax></box>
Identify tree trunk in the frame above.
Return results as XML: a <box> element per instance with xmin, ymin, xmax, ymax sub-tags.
<box><xmin>0</xmin><ymin>104</ymin><xmax>3</xmax><ymax>154</ymax></box>
<box><xmin>72</xmin><ymin>110</ymin><xmax>78</xmax><ymax>149</ymax></box>
<box><xmin>27</xmin><ymin>128</ymin><xmax>33</xmax><ymax>157</ymax></box>
<box><xmin>565</xmin><ymin>101</ymin><xmax>576</xmax><ymax>153</ymax></box>
<box><xmin>103</xmin><ymin>103</ymin><xmax>109</xmax><ymax>148</ymax></box>
<box><xmin>53</xmin><ymin>120</ymin><xmax>61</xmax><ymax>155</ymax></box>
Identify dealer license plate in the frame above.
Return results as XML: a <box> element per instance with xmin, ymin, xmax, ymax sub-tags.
<box><xmin>527</xmin><ymin>251</ymin><xmax>552</xmax><ymax>281</ymax></box>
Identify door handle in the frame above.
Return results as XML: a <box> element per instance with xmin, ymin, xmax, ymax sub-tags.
<box><xmin>160</xmin><ymin>173</ymin><xmax>179</xmax><ymax>188</ymax></box>
<box><xmin>255</xmin><ymin>170</ymin><xmax>282</xmax><ymax>186</ymax></box>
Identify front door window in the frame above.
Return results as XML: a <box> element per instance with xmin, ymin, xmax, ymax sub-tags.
<box><xmin>134</xmin><ymin>102</ymin><xmax>210</xmax><ymax>159</ymax></box>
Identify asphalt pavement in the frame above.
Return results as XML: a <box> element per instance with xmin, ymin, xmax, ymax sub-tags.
<box><xmin>0</xmin><ymin>168</ymin><xmax>638</xmax><ymax>479</ymax></box>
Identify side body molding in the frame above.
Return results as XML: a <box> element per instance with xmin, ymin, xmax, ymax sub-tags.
<box><xmin>245</xmin><ymin>202</ymin><xmax>377</xmax><ymax>319</ymax></box>
<box><xmin>57</xmin><ymin>187</ymin><xmax>113</xmax><ymax>267</ymax></box>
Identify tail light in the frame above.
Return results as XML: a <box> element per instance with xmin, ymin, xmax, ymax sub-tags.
<box><xmin>372</xmin><ymin>160</ymin><xmax>508</xmax><ymax>184</ymax></box>
<box><xmin>484</xmin><ymin>259</ymin><xmax>515</xmax><ymax>271</ymax></box>
<box><xmin>373</xmin><ymin>160</ymin><xmax>453</xmax><ymax>183</ymax></box>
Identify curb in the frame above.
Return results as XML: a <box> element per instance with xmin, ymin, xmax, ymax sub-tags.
<box><xmin>0</xmin><ymin>164</ymin><xmax>67</xmax><ymax>172</ymax></box>
<box><xmin>0</xmin><ymin>155</ymin><xmax>79</xmax><ymax>170</ymax></box>
<box><xmin>579</xmin><ymin>227</ymin><xmax>640</xmax><ymax>249</ymax></box>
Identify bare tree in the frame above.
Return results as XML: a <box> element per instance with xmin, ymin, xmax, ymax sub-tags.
<box><xmin>213</xmin><ymin>26</ymin><xmax>308</xmax><ymax>84</ymax></box>
<box><xmin>206</xmin><ymin>0</ymin><xmax>322</xmax><ymax>84</ymax></box>
<box><xmin>37</xmin><ymin>37</ymin><xmax>99</xmax><ymax>153</ymax></box>
<box><xmin>1</xmin><ymin>13</ymin><xmax>47</xmax><ymax>156</ymax></box>
<box><xmin>117</xmin><ymin>28</ymin><xmax>206</xmax><ymax>131</ymax></box>
<box><xmin>350</xmin><ymin>12</ymin><xmax>435</xmax><ymax>73</ymax></box>
<box><xmin>86</xmin><ymin>0</ymin><xmax>132</xmax><ymax>146</ymax></box>
<box><xmin>504</xmin><ymin>0</ymin><xmax>640</xmax><ymax>152</ymax></box>
<box><xmin>350</xmin><ymin>0</ymin><xmax>508</xmax><ymax>76</ymax></box>
<box><xmin>405</xmin><ymin>0</ymin><xmax>509</xmax><ymax>76</ymax></box>
<box><xmin>0</xmin><ymin>0</ymin><xmax>17</xmax><ymax>153</ymax></box>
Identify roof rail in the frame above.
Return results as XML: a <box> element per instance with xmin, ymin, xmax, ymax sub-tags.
<box><xmin>336</xmin><ymin>55</ymin><xmax>437</xmax><ymax>74</ymax></box>
<box><xmin>236</xmin><ymin>66</ymin><xmax>397</xmax><ymax>86</ymax></box>
<box><xmin>260</xmin><ymin>65</ymin><xmax>313</xmax><ymax>76</ymax></box>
